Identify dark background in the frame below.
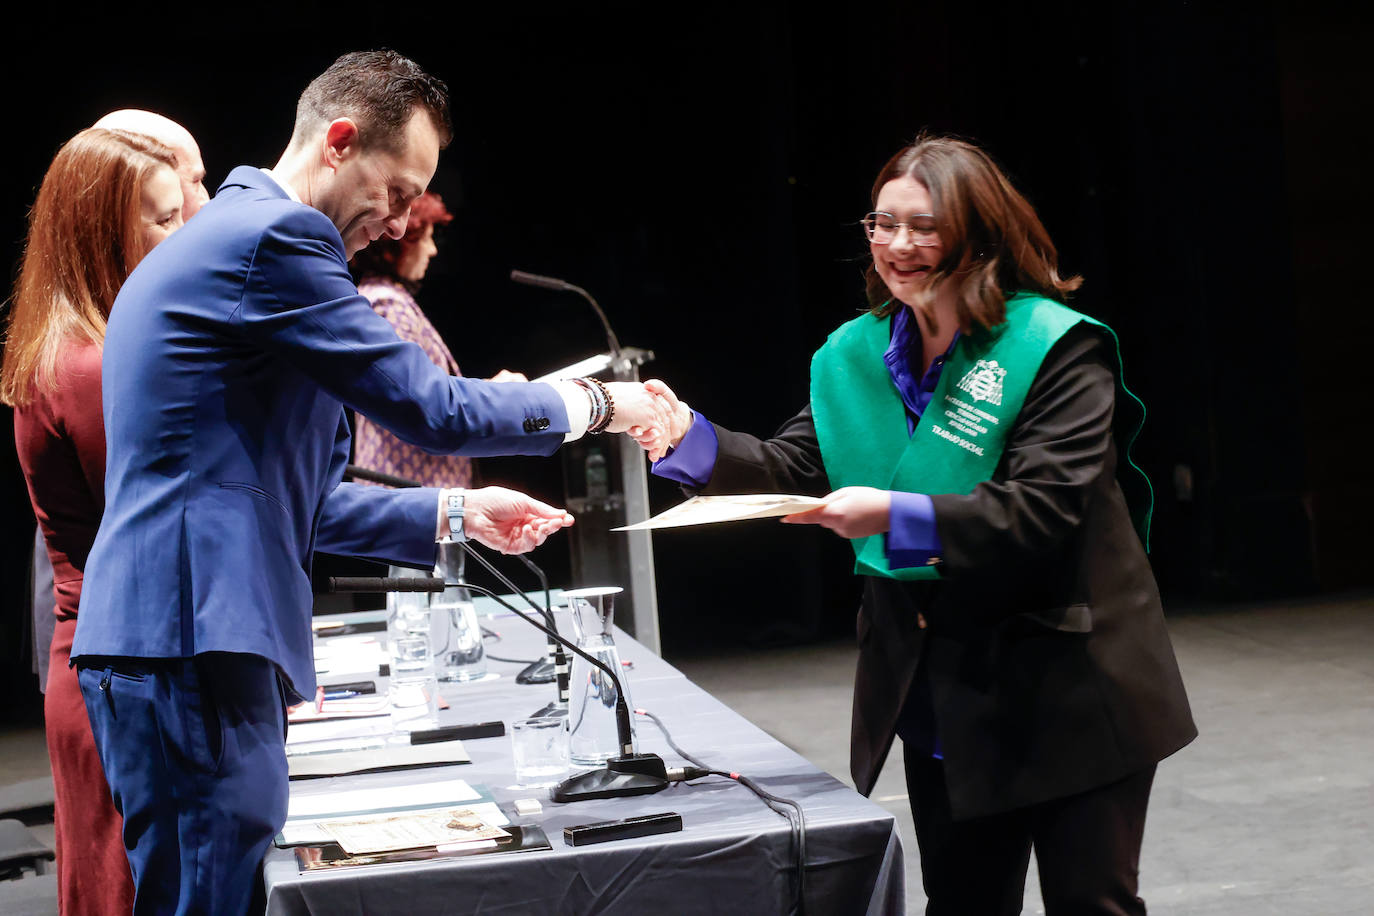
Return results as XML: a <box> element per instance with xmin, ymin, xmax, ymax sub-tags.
<box><xmin>3</xmin><ymin>1</ymin><xmax>1370</xmax><ymax>723</ymax></box>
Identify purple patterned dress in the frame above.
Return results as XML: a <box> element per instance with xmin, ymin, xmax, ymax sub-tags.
<box><xmin>352</xmin><ymin>276</ymin><xmax>473</xmax><ymax>488</ymax></box>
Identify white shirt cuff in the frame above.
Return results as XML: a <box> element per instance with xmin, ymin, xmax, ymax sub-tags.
<box><xmin>552</xmin><ymin>380</ymin><xmax>591</xmax><ymax>443</ymax></box>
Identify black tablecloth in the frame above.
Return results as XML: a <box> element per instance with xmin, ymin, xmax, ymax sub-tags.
<box><xmin>264</xmin><ymin>608</ymin><xmax>905</xmax><ymax>915</ymax></box>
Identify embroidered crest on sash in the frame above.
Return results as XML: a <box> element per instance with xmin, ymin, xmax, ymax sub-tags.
<box><xmin>955</xmin><ymin>359</ymin><xmax>1007</xmax><ymax>405</ymax></box>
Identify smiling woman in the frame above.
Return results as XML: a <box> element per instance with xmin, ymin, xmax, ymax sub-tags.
<box><xmin>1</xmin><ymin>126</ymin><xmax>182</xmax><ymax>916</ymax></box>
<box><xmin>639</xmin><ymin>134</ymin><xmax>1195</xmax><ymax>913</ymax></box>
<box><xmin>139</xmin><ymin>160</ymin><xmax>186</xmax><ymax>250</ymax></box>
<box><xmin>867</xmin><ymin>177</ymin><xmax>945</xmax><ymax>302</ymax></box>
<box><xmin>863</xmin><ymin>136</ymin><xmax>1082</xmax><ymax>336</ymax></box>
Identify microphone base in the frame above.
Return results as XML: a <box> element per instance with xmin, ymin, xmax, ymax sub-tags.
<box><xmin>516</xmin><ymin>659</ymin><xmax>557</xmax><ymax>685</ymax></box>
<box><xmin>529</xmin><ymin>701</ymin><xmax>568</xmax><ymax>719</ymax></box>
<box><xmin>552</xmin><ymin>754</ymin><xmax>670</xmax><ymax>803</ymax></box>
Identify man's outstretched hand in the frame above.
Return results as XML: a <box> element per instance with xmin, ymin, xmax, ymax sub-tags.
<box><xmin>462</xmin><ymin>486</ymin><xmax>575</xmax><ymax>554</ymax></box>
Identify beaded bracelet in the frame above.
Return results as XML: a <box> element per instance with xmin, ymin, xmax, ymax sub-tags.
<box><xmin>584</xmin><ymin>377</ymin><xmax>614</xmax><ymax>434</ymax></box>
<box><xmin>572</xmin><ymin>377</ymin><xmax>606</xmax><ymax>430</ymax></box>
<box><xmin>571</xmin><ymin>377</ymin><xmax>602</xmax><ymax>426</ymax></box>
<box><xmin>573</xmin><ymin>377</ymin><xmax>614</xmax><ymax>434</ymax></box>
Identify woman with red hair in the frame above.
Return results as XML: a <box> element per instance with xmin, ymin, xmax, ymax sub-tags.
<box><xmin>351</xmin><ymin>191</ymin><xmax>525</xmax><ymax>488</ymax></box>
<box><xmin>2</xmin><ymin>126</ymin><xmax>184</xmax><ymax>915</ymax></box>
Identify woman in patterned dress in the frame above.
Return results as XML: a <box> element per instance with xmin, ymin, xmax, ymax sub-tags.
<box><xmin>350</xmin><ymin>191</ymin><xmax>525</xmax><ymax>488</ymax></box>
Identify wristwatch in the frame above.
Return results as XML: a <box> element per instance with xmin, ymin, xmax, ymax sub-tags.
<box><xmin>445</xmin><ymin>492</ymin><xmax>467</xmax><ymax>542</ymax></box>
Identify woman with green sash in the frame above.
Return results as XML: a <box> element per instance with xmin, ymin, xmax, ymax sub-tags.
<box><xmin>642</xmin><ymin>136</ymin><xmax>1195</xmax><ymax>915</ymax></box>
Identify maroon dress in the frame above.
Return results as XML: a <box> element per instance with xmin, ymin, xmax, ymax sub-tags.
<box><xmin>351</xmin><ymin>276</ymin><xmax>474</xmax><ymax>488</ymax></box>
<box><xmin>13</xmin><ymin>338</ymin><xmax>135</xmax><ymax>915</ymax></box>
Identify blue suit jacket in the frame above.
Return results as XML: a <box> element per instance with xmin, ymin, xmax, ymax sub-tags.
<box><xmin>73</xmin><ymin>167</ymin><xmax>568</xmax><ymax>698</ymax></box>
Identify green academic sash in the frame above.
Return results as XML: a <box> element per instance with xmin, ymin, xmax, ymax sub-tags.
<box><xmin>810</xmin><ymin>292</ymin><xmax>1151</xmax><ymax>581</ymax></box>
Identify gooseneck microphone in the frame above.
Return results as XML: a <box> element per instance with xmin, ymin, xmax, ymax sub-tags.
<box><xmin>326</xmin><ymin>576</ymin><xmax>446</xmax><ymax>593</ymax></box>
<box><xmin>342</xmin><ymin>465</ymin><xmax>423</xmax><ymax>490</ymax></box>
<box><xmin>514</xmin><ymin>554</ymin><xmax>570</xmax><ymax>709</ymax></box>
<box><xmin>454</xmin><ymin>542</ymin><xmax>673</xmax><ymax>803</ymax></box>
<box><xmin>337</xmin><ymin>463</ymin><xmax>668</xmax><ymax>801</ymax></box>
<box><xmin>509</xmin><ymin>270</ymin><xmax>623</xmax><ymax>365</ymax></box>
<box><xmin>460</xmin><ymin>541</ymin><xmax>569</xmax><ymax>708</ymax></box>
<box><xmin>458</xmin><ymin>578</ymin><xmax>633</xmax><ymax>754</ymax></box>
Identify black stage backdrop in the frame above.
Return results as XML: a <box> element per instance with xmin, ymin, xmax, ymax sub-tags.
<box><xmin>3</xmin><ymin>2</ymin><xmax>1370</xmax><ymax>720</ymax></box>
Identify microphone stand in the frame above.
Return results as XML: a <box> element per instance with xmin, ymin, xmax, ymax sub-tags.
<box><xmin>455</xmin><ymin>543</ymin><xmax>671</xmax><ymax>803</ymax></box>
<box><xmin>509</xmin><ymin>269</ymin><xmax>624</xmax><ymax>375</ymax></box>
<box><xmin>515</xmin><ymin>554</ymin><xmax>569</xmax><ymax>715</ymax></box>
<box><xmin>327</xmin><ymin>551</ymin><xmax>669</xmax><ymax>800</ymax></box>
<box><xmin>462</xmin><ymin>545</ymin><xmax>570</xmax><ymax>716</ymax></box>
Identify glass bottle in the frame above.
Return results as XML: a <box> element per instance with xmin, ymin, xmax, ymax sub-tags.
<box><xmin>564</xmin><ymin>586</ymin><xmax>634</xmax><ymax>766</ymax></box>
<box><xmin>386</xmin><ymin>565</ymin><xmax>439</xmax><ymax>731</ymax></box>
<box><xmin>429</xmin><ymin>541</ymin><xmax>487</xmax><ymax>682</ymax></box>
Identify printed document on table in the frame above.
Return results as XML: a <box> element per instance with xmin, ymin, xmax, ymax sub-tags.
<box><xmin>320</xmin><ymin>805</ymin><xmax>510</xmax><ymax>855</ymax></box>
<box><xmin>613</xmin><ymin>494</ymin><xmax>826</xmax><ymax>531</ymax></box>
<box><xmin>278</xmin><ymin>801</ymin><xmax>509</xmax><ymax>848</ymax></box>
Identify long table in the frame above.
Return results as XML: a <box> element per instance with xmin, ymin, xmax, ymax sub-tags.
<box><xmin>262</xmin><ymin>605</ymin><xmax>905</xmax><ymax>914</ymax></box>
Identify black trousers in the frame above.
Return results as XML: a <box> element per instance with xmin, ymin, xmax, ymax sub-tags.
<box><xmin>904</xmin><ymin>744</ymin><xmax>1156</xmax><ymax>916</ymax></box>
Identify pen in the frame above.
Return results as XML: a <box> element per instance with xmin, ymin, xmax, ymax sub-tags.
<box><xmin>321</xmin><ymin>680</ymin><xmax>376</xmax><ymax>694</ymax></box>
<box><xmin>322</xmin><ymin>689</ymin><xmax>360</xmax><ymax>701</ymax></box>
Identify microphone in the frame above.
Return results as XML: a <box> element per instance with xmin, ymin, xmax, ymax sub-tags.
<box><xmin>454</xmin><ymin>541</ymin><xmax>671</xmax><ymax>802</ymax></box>
<box><xmin>344</xmin><ymin>464</ymin><xmax>424</xmax><ymax>490</ymax></box>
<box><xmin>460</xmin><ymin>545</ymin><xmax>569</xmax><ymax>709</ymax></box>
<box><xmin>509</xmin><ymin>269</ymin><xmax>623</xmax><ymax>368</ymax></box>
<box><xmin>508</xmin><ymin>269</ymin><xmax>570</xmax><ymax>292</ymax></box>
<box><xmin>326</xmin><ymin>576</ymin><xmax>445</xmax><ymax>593</ymax></box>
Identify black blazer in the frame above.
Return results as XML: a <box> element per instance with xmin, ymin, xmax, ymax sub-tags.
<box><xmin>696</xmin><ymin>325</ymin><xmax>1196</xmax><ymax>819</ymax></box>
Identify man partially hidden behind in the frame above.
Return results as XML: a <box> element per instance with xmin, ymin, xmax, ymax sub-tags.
<box><xmin>93</xmin><ymin>109</ymin><xmax>211</xmax><ymax>222</ymax></box>
<box><xmin>72</xmin><ymin>50</ymin><xmax>667</xmax><ymax>913</ymax></box>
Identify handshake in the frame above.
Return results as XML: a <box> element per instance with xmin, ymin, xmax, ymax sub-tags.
<box><xmin>458</xmin><ymin>378</ymin><xmax>691</xmax><ymax>556</ymax></box>
<box><xmin>475</xmin><ymin>374</ymin><xmax>890</xmax><ymax>554</ymax></box>
<box><xmin>598</xmin><ymin>379</ymin><xmax>692</xmax><ymax>462</ymax></box>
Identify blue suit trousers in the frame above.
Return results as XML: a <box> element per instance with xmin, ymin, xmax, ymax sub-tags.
<box><xmin>78</xmin><ymin>653</ymin><xmax>288</xmax><ymax>915</ymax></box>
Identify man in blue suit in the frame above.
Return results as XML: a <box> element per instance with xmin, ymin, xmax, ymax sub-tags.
<box><xmin>73</xmin><ymin>51</ymin><xmax>668</xmax><ymax>913</ymax></box>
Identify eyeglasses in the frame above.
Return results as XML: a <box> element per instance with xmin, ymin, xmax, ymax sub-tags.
<box><xmin>862</xmin><ymin>211</ymin><xmax>941</xmax><ymax>247</ymax></box>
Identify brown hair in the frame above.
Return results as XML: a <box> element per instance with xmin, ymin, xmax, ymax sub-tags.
<box><xmin>350</xmin><ymin>190</ymin><xmax>454</xmax><ymax>283</ymax></box>
<box><xmin>1</xmin><ymin>128</ymin><xmax>177</xmax><ymax>406</ymax></box>
<box><xmin>865</xmin><ymin>134</ymin><xmax>1082</xmax><ymax>330</ymax></box>
<box><xmin>292</xmin><ymin>49</ymin><xmax>452</xmax><ymax>154</ymax></box>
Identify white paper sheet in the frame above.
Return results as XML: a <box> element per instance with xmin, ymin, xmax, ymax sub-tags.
<box><xmin>312</xmin><ymin>635</ymin><xmax>387</xmax><ymax>675</ymax></box>
<box><xmin>613</xmin><ymin>493</ymin><xmax>826</xmax><ymax>531</ymax></box>
<box><xmin>287</xmin><ymin>739</ymin><xmax>469</xmax><ymax>778</ymax></box>
<box><xmin>287</xmin><ymin>693</ymin><xmax>391</xmax><ymax>724</ymax></box>
<box><xmin>285</xmin><ymin>716</ymin><xmax>394</xmax><ymax>747</ymax></box>
<box><xmin>533</xmin><ymin>352</ymin><xmax>613</xmax><ymax>383</ymax></box>
<box><xmin>286</xmin><ymin>777</ymin><xmax>481</xmax><ymax>820</ymax></box>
